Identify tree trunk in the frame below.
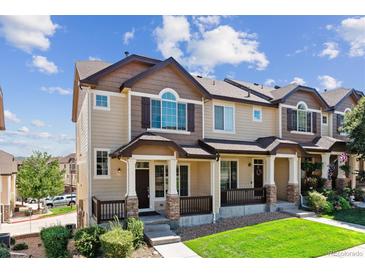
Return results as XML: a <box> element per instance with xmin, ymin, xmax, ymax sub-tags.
<box><xmin>37</xmin><ymin>199</ymin><xmax>40</xmax><ymax>210</ymax></box>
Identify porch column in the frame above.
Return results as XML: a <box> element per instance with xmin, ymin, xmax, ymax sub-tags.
<box><xmin>350</xmin><ymin>155</ymin><xmax>359</xmax><ymax>189</ymax></box>
<box><xmin>287</xmin><ymin>157</ymin><xmax>299</xmax><ymax>204</ymax></box>
<box><xmin>125</xmin><ymin>158</ymin><xmax>138</xmax><ymax>218</ymax></box>
<box><xmin>210</xmin><ymin>160</ymin><xmax>220</xmax><ymax>220</ymax></box>
<box><xmin>166</xmin><ymin>159</ymin><xmax>180</xmax><ymax>221</ymax></box>
<box><xmin>321</xmin><ymin>153</ymin><xmax>332</xmax><ymax>189</ymax></box>
<box><xmin>336</xmin><ymin>154</ymin><xmax>349</xmax><ymax>190</ymax></box>
<box><xmin>264</xmin><ymin>155</ymin><xmax>277</xmax><ymax>205</ymax></box>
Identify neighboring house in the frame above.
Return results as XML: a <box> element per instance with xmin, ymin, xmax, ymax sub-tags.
<box><xmin>0</xmin><ymin>88</ymin><xmax>17</xmax><ymax>223</ymax></box>
<box><xmin>71</xmin><ymin>54</ymin><xmax>364</xmax><ymax>228</ymax></box>
<box><xmin>59</xmin><ymin>153</ymin><xmax>77</xmax><ymax>193</ymax></box>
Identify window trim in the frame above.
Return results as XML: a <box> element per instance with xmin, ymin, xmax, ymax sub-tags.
<box><xmin>150</xmin><ymin>89</ymin><xmax>188</xmax><ymax>132</ymax></box>
<box><xmin>252</xmin><ymin>106</ymin><xmax>263</xmax><ymax>122</ymax></box>
<box><xmin>212</xmin><ymin>102</ymin><xmax>235</xmax><ymax>134</ymax></box>
<box><xmin>94</xmin><ymin>148</ymin><xmax>111</xmax><ymax>179</ymax></box>
<box><xmin>322</xmin><ymin>113</ymin><xmax>328</xmax><ymax>126</ymax></box>
<box><xmin>93</xmin><ymin>93</ymin><xmax>110</xmax><ymax>111</ymax></box>
<box><xmin>296</xmin><ymin>101</ymin><xmax>312</xmax><ymax>133</ymax></box>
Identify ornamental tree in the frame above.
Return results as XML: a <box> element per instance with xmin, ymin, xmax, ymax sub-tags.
<box><xmin>16</xmin><ymin>151</ymin><xmax>65</xmax><ymax>210</ymax></box>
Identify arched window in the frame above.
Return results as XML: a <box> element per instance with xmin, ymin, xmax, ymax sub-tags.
<box><xmin>297</xmin><ymin>102</ymin><xmax>311</xmax><ymax>132</ymax></box>
<box><xmin>151</xmin><ymin>89</ymin><xmax>187</xmax><ymax>131</ymax></box>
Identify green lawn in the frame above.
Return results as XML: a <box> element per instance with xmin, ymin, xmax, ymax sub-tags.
<box><xmin>184</xmin><ymin>218</ymin><xmax>365</xmax><ymax>258</ymax></box>
<box><xmin>323</xmin><ymin>208</ymin><xmax>365</xmax><ymax>226</ymax></box>
<box><xmin>40</xmin><ymin>205</ymin><xmax>76</xmax><ymax>219</ymax></box>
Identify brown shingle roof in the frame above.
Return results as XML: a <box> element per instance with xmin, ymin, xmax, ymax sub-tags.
<box><xmin>75</xmin><ymin>60</ymin><xmax>111</xmax><ymax>81</ymax></box>
<box><xmin>0</xmin><ymin>149</ymin><xmax>17</xmax><ymax>175</ymax></box>
<box><xmin>321</xmin><ymin>88</ymin><xmax>356</xmax><ymax>108</ymax></box>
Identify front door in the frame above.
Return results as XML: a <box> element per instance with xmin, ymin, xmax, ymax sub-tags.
<box><xmin>136</xmin><ymin>169</ymin><xmax>150</xmax><ymax>209</ymax></box>
<box><xmin>253</xmin><ymin>159</ymin><xmax>264</xmax><ymax>196</ymax></box>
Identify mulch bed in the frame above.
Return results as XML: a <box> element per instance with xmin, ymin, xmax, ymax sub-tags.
<box><xmin>176</xmin><ymin>212</ymin><xmax>291</xmax><ymax>241</ymax></box>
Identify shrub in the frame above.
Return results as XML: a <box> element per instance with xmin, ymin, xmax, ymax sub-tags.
<box><xmin>323</xmin><ymin>201</ymin><xmax>334</xmax><ymax>214</ymax></box>
<box><xmin>10</xmin><ymin>237</ymin><xmax>16</xmax><ymax>246</ymax></box>
<box><xmin>308</xmin><ymin>191</ymin><xmax>328</xmax><ymax>213</ymax></box>
<box><xmin>40</xmin><ymin>226</ymin><xmax>71</xmax><ymax>258</ymax></box>
<box><xmin>74</xmin><ymin>226</ymin><xmax>106</xmax><ymax>258</ymax></box>
<box><xmin>0</xmin><ymin>246</ymin><xmax>10</xmax><ymax>258</ymax></box>
<box><xmin>354</xmin><ymin>188</ymin><xmax>365</xmax><ymax>201</ymax></box>
<box><xmin>126</xmin><ymin>218</ymin><xmax>144</xmax><ymax>248</ymax></box>
<box><xmin>100</xmin><ymin>228</ymin><xmax>133</xmax><ymax>258</ymax></box>
<box><xmin>12</xmin><ymin>242</ymin><xmax>28</xmax><ymax>251</ymax></box>
<box><xmin>338</xmin><ymin>197</ymin><xmax>351</xmax><ymax>210</ymax></box>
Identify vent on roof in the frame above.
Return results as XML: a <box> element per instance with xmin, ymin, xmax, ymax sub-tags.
<box><xmin>274</xmin><ymin>85</ymin><xmax>281</xmax><ymax>89</ymax></box>
<box><xmin>253</xmin><ymin>83</ymin><xmax>259</xmax><ymax>86</ymax></box>
<box><xmin>124</xmin><ymin>51</ymin><xmax>130</xmax><ymax>57</ymax></box>
<box><xmin>196</xmin><ymin>75</ymin><xmax>203</xmax><ymax>78</ymax></box>
<box><xmin>324</xmin><ymin>89</ymin><xmax>327</xmax><ymax>92</ymax></box>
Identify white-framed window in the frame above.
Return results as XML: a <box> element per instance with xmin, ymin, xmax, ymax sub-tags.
<box><xmin>297</xmin><ymin>102</ymin><xmax>310</xmax><ymax>132</ymax></box>
<box><xmin>154</xmin><ymin>164</ymin><xmax>189</xmax><ymax>198</ymax></box>
<box><xmin>252</xmin><ymin>107</ymin><xmax>262</xmax><ymax>122</ymax></box>
<box><xmin>94</xmin><ymin>148</ymin><xmax>110</xmax><ymax>179</ymax></box>
<box><xmin>213</xmin><ymin>104</ymin><xmax>235</xmax><ymax>132</ymax></box>
<box><xmin>94</xmin><ymin>93</ymin><xmax>110</xmax><ymax>110</ymax></box>
<box><xmin>322</xmin><ymin>113</ymin><xmax>328</xmax><ymax>125</ymax></box>
<box><xmin>339</xmin><ymin>108</ymin><xmax>351</xmax><ymax>136</ymax></box>
<box><xmin>220</xmin><ymin>160</ymin><xmax>238</xmax><ymax>190</ymax></box>
<box><xmin>151</xmin><ymin>89</ymin><xmax>187</xmax><ymax>131</ymax></box>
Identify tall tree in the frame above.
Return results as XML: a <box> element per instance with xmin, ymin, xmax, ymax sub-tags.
<box><xmin>16</xmin><ymin>151</ymin><xmax>65</xmax><ymax>210</ymax></box>
<box><xmin>343</xmin><ymin>96</ymin><xmax>365</xmax><ymax>160</ymax></box>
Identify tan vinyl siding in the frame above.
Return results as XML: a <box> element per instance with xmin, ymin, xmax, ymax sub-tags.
<box><xmin>186</xmin><ymin>161</ymin><xmax>211</xmax><ymax>196</ymax></box>
<box><xmin>204</xmin><ymin>99</ymin><xmax>278</xmax><ymax>141</ymax></box>
<box><xmin>131</xmin><ymin>95</ymin><xmax>203</xmax><ymax>145</ymax></box>
<box><xmin>131</xmin><ymin>66</ymin><xmax>202</xmax><ymax>101</ymax></box>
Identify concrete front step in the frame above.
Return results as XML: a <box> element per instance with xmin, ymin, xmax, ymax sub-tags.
<box><xmin>280</xmin><ymin>208</ymin><xmax>316</xmax><ymax>218</ymax></box>
<box><xmin>140</xmin><ymin>215</ymin><xmax>170</xmax><ymax>225</ymax></box>
<box><xmin>144</xmin><ymin>230</ymin><xmax>181</xmax><ymax>246</ymax></box>
<box><xmin>144</xmin><ymin>224</ymin><xmax>171</xmax><ymax>233</ymax></box>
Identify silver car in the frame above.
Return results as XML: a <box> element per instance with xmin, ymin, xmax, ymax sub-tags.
<box><xmin>46</xmin><ymin>194</ymin><xmax>76</xmax><ymax>207</ymax></box>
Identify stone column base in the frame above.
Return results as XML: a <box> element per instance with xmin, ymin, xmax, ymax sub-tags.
<box><xmin>165</xmin><ymin>194</ymin><xmax>180</xmax><ymax>220</ymax></box>
<box><xmin>125</xmin><ymin>196</ymin><xmax>139</xmax><ymax>219</ymax></box>
<box><xmin>2</xmin><ymin>205</ymin><xmax>10</xmax><ymax>223</ymax></box>
<box><xmin>287</xmin><ymin>184</ymin><xmax>299</xmax><ymax>204</ymax></box>
<box><xmin>323</xmin><ymin>179</ymin><xmax>332</xmax><ymax>190</ymax></box>
<box><xmin>264</xmin><ymin>184</ymin><xmax>277</xmax><ymax>204</ymax></box>
<box><xmin>336</xmin><ymin>178</ymin><xmax>351</xmax><ymax>191</ymax></box>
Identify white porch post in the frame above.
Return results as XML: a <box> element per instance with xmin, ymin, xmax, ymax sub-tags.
<box><xmin>289</xmin><ymin>157</ymin><xmax>299</xmax><ymax>185</ymax></box>
<box><xmin>167</xmin><ymin>159</ymin><xmax>178</xmax><ymax>195</ymax></box>
<box><xmin>337</xmin><ymin>155</ymin><xmax>347</xmax><ymax>179</ymax></box>
<box><xmin>321</xmin><ymin>153</ymin><xmax>330</xmax><ymax>179</ymax></box>
<box><xmin>350</xmin><ymin>155</ymin><xmax>359</xmax><ymax>189</ymax></box>
<box><xmin>210</xmin><ymin>160</ymin><xmax>220</xmax><ymax>219</ymax></box>
<box><xmin>127</xmin><ymin>158</ymin><xmax>137</xmax><ymax>197</ymax></box>
<box><xmin>264</xmin><ymin>155</ymin><xmax>277</xmax><ymax>205</ymax></box>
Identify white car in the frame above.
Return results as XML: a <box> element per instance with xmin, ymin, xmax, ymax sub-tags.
<box><xmin>46</xmin><ymin>194</ymin><xmax>76</xmax><ymax>207</ymax></box>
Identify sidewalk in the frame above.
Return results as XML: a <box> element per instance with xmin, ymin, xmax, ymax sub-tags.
<box><xmin>154</xmin><ymin>242</ymin><xmax>201</xmax><ymax>258</ymax></box>
<box><xmin>304</xmin><ymin>216</ymin><xmax>365</xmax><ymax>233</ymax></box>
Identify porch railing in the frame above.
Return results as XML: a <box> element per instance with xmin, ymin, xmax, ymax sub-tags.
<box><xmin>92</xmin><ymin>196</ymin><xmax>125</xmax><ymax>224</ymax></box>
<box><xmin>221</xmin><ymin>187</ymin><xmax>266</xmax><ymax>206</ymax></box>
<box><xmin>180</xmin><ymin>195</ymin><xmax>213</xmax><ymax>216</ymax></box>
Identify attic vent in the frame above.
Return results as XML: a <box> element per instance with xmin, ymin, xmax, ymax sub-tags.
<box><xmin>274</xmin><ymin>85</ymin><xmax>281</xmax><ymax>89</ymax></box>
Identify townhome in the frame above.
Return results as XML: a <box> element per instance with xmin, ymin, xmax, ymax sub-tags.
<box><xmin>71</xmin><ymin>54</ymin><xmax>364</xmax><ymax>228</ymax></box>
<box><xmin>0</xmin><ymin>88</ymin><xmax>17</xmax><ymax>223</ymax></box>
<box><xmin>59</xmin><ymin>153</ymin><xmax>77</xmax><ymax>193</ymax></box>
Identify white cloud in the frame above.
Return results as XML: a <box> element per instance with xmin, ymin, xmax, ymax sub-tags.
<box><xmin>337</xmin><ymin>17</ymin><xmax>365</xmax><ymax>57</ymax></box>
<box><xmin>0</xmin><ymin>15</ymin><xmax>58</xmax><ymax>52</ymax></box>
<box><xmin>286</xmin><ymin>46</ymin><xmax>309</xmax><ymax>57</ymax></box>
<box><xmin>4</xmin><ymin>110</ymin><xmax>20</xmax><ymax>123</ymax></box>
<box><xmin>318</xmin><ymin>75</ymin><xmax>343</xmax><ymax>90</ymax></box>
<box><xmin>41</xmin><ymin>86</ymin><xmax>71</xmax><ymax>95</ymax></box>
<box><xmin>319</xmin><ymin>42</ymin><xmax>340</xmax><ymax>59</ymax></box>
<box><xmin>325</xmin><ymin>24</ymin><xmax>334</xmax><ymax>30</ymax></box>
<box><xmin>18</xmin><ymin>126</ymin><xmax>29</xmax><ymax>133</ymax></box>
<box><xmin>31</xmin><ymin>55</ymin><xmax>58</xmax><ymax>74</ymax></box>
<box><xmin>193</xmin><ymin>16</ymin><xmax>221</xmax><ymax>33</ymax></box>
<box><xmin>31</xmin><ymin>119</ymin><xmax>45</xmax><ymax>127</ymax></box>
<box><xmin>290</xmin><ymin>77</ymin><xmax>306</xmax><ymax>85</ymax></box>
<box><xmin>264</xmin><ymin>79</ymin><xmax>276</xmax><ymax>87</ymax></box>
<box><xmin>154</xmin><ymin>16</ymin><xmax>191</xmax><ymax>62</ymax></box>
<box><xmin>123</xmin><ymin>28</ymin><xmax>135</xmax><ymax>45</ymax></box>
<box><xmin>88</xmin><ymin>56</ymin><xmax>101</xmax><ymax>61</ymax></box>
<box><xmin>154</xmin><ymin>16</ymin><xmax>269</xmax><ymax>76</ymax></box>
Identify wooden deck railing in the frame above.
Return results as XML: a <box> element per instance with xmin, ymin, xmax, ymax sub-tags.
<box><xmin>180</xmin><ymin>195</ymin><xmax>213</xmax><ymax>216</ymax></box>
<box><xmin>221</xmin><ymin>187</ymin><xmax>266</xmax><ymax>206</ymax></box>
<box><xmin>92</xmin><ymin>196</ymin><xmax>125</xmax><ymax>224</ymax></box>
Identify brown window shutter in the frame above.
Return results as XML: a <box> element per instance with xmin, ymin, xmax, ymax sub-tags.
<box><xmin>141</xmin><ymin>97</ymin><xmax>150</xmax><ymax>129</ymax></box>
<box><xmin>187</xmin><ymin>103</ymin><xmax>195</xmax><ymax>132</ymax></box>
<box><xmin>307</xmin><ymin>112</ymin><xmax>312</xmax><ymax>132</ymax></box>
<box><xmin>292</xmin><ymin>110</ymin><xmax>297</xmax><ymax>131</ymax></box>
<box><xmin>287</xmin><ymin>108</ymin><xmax>292</xmax><ymax>131</ymax></box>
<box><xmin>312</xmin><ymin>112</ymin><xmax>317</xmax><ymax>133</ymax></box>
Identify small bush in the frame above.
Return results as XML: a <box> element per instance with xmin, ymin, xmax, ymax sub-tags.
<box><xmin>10</xmin><ymin>237</ymin><xmax>16</xmax><ymax>246</ymax></box>
<box><xmin>126</xmin><ymin>218</ymin><xmax>144</xmax><ymax>248</ymax></box>
<box><xmin>74</xmin><ymin>226</ymin><xmax>106</xmax><ymax>258</ymax></box>
<box><xmin>308</xmin><ymin>191</ymin><xmax>328</xmax><ymax>213</ymax></box>
<box><xmin>354</xmin><ymin>188</ymin><xmax>365</xmax><ymax>201</ymax></box>
<box><xmin>0</xmin><ymin>246</ymin><xmax>10</xmax><ymax>258</ymax></box>
<box><xmin>100</xmin><ymin>228</ymin><xmax>133</xmax><ymax>258</ymax></box>
<box><xmin>323</xmin><ymin>201</ymin><xmax>334</xmax><ymax>214</ymax></box>
<box><xmin>338</xmin><ymin>197</ymin><xmax>351</xmax><ymax>210</ymax></box>
<box><xmin>40</xmin><ymin>226</ymin><xmax>71</xmax><ymax>258</ymax></box>
<box><xmin>12</xmin><ymin>242</ymin><xmax>28</xmax><ymax>251</ymax></box>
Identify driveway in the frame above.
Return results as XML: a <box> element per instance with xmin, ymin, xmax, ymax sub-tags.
<box><xmin>0</xmin><ymin>212</ymin><xmax>76</xmax><ymax>236</ymax></box>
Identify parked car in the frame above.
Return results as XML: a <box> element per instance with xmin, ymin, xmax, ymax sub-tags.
<box><xmin>46</xmin><ymin>194</ymin><xmax>76</xmax><ymax>207</ymax></box>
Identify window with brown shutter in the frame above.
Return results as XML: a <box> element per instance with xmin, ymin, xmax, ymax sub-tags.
<box><xmin>337</xmin><ymin>114</ymin><xmax>344</xmax><ymax>133</ymax></box>
<box><xmin>141</xmin><ymin>97</ymin><xmax>150</xmax><ymax>128</ymax></box>
<box><xmin>312</xmin><ymin>112</ymin><xmax>317</xmax><ymax>133</ymax></box>
<box><xmin>187</xmin><ymin>103</ymin><xmax>195</xmax><ymax>132</ymax></box>
<box><xmin>287</xmin><ymin>108</ymin><xmax>292</xmax><ymax>131</ymax></box>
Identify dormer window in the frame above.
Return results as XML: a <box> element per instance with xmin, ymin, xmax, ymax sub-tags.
<box><xmin>151</xmin><ymin>90</ymin><xmax>187</xmax><ymax>131</ymax></box>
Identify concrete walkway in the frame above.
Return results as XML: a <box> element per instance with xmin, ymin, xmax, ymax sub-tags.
<box><xmin>154</xmin><ymin>242</ymin><xmax>201</xmax><ymax>258</ymax></box>
<box><xmin>0</xmin><ymin>212</ymin><xmax>76</xmax><ymax>236</ymax></box>
<box><xmin>304</xmin><ymin>216</ymin><xmax>365</xmax><ymax>233</ymax></box>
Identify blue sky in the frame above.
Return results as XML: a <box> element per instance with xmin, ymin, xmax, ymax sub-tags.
<box><xmin>0</xmin><ymin>15</ymin><xmax>364</xmax><ymax>157</ymax></box>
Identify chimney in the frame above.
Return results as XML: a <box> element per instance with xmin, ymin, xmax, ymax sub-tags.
<box><xmin>124</xmin><ymin>51</ymin><xmax>130</xmax><ymax>57</ymax></box>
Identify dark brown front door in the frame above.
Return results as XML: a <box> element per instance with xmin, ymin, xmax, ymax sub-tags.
<box><xmin>254</xmin><ymin>160</ymin><xmax>264</xmax><ymax>196</ymax></box>
<box><xmin>136</xmin><ymin>169</ymin><xmax>149</xmax><ymax>209</ymax></box>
